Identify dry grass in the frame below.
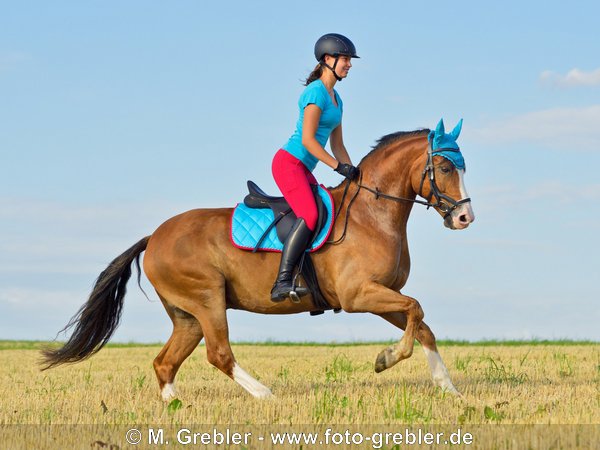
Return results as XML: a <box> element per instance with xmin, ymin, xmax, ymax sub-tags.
<box><xmin>1</xmin><ymin>343</ymin><xmax>598</xmax><ymax>426</ymax></box>
<box><xmin>2</xmin><ymin>343</ymin><xmax>599</xmax><ymax>448</ymax></box>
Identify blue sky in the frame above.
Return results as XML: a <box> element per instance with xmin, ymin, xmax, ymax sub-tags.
<box><xmin>1</xmin><ymin>1</ymin><xmax>598</xmax><ymax>343</ymax></box>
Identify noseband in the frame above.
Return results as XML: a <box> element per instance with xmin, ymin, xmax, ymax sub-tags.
<box><xmin>329</xmin><ymin>143</ymin><xmax>470</xmax><ymax>244</ymax></box>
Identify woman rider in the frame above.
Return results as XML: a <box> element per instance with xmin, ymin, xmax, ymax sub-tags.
<box><xmin>270</xmin><ymin>33</ymin><xmax>360</xmax><ymax>302</ymax></box>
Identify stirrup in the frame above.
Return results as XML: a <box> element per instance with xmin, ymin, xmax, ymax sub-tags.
<box><xmin>289</xmin><ymin>270</ymin><xmax>308</xmax><ymax>303</ymax></box>
<box><xmin>271</xmin><ymin>283</ymin><xmax>309</xmax><ymax>303</ymax></box>
<box><xmin>289</xmin><ymin>286</ymin><xmax>309</xmax><ymax>303</ymax></box>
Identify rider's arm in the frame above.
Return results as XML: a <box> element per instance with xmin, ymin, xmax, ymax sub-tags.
<box><xmin>329</xmin><ymin>123</ymin><xmax>353</xmax><ymax>165</ymax></box>
<box><xmin>301</xmin><ymin>104</ymin><xmax>339</xmax><ymax>169</ymax></box>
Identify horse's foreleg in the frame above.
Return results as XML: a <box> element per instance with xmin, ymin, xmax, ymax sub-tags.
<box><xmin>377</xmin><ymin>312</ymin><xmax>460</xmax><ymax>395</ymax></box>
<box><xmin>343</xmin><ymin>283</ymin><xmax>423</xmax><ymax>372</ymax></box>
<box><xmin>153</xmin><ymin>303</ymin><xmax>204</xmax><ymax>402</ymax></box>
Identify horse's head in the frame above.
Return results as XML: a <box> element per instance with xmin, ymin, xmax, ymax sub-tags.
<box><xmin>413</xmin><ymin>119</ymin><xmax>475</xmax><ymax>230</ymax></box>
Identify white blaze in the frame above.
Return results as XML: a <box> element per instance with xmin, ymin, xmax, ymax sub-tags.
<box><xmin>455</xmin><ymin>169</ymin><xmax>475</xmax><ymax>224</ymax></box>
<box><xmin>458</xmin><ymin>169</ymin><xmax>470</xmax><ymax>200</ymax></box>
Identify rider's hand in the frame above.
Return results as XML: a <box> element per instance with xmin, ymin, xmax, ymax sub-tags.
<box><xmin>334</xmin><ymin>163</ymin><xmax>359</xmax><ymax>181</ymax></box>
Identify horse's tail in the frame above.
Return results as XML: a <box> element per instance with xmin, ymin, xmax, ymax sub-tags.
<box><xmin>41</xmin><ymin>236</ymin><xmax>150</xmax><ymax>370</ymax></box>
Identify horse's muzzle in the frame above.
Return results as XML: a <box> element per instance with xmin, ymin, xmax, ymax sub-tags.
<box><xmin>444</xmin><ymin>201</ymin><xmax>475</xmax><ymax>230</ymax></box>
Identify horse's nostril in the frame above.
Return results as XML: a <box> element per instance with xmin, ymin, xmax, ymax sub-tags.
<box><xmin>459</xmin><ymin>214</ymin><xmax>468</xmax><ymax>223</ymax></box>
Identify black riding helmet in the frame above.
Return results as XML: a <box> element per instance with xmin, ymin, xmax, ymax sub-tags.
<box><xmin>314</xmin><ymin>33</ymin><xmax>360</xmax><ymax>61</ymax></box>
<box><xmin>314</xmin><ymin>33</ymin><xmax>359</xmax><ymax>81</ymax></box>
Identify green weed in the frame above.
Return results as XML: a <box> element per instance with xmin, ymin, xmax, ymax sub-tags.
<box><xmin>481</xmin><ymin>357</ymin><xmax>528</xmax><ymax>385</ymax></box>
<box><xmin>41</xmin><ymin>407</ymin><xmax>55</xmax><ymax>424</ymax></box>
<box><xmin>324</xmin><ymin>354</ymin><xmax>355</xmax><ymax>383</ymax></box>
<box><xmin>132</xmin><ymin>373</ymin><xmax>147</xmax><ymax>390</ymax></box>
<box><xmin>457</xmin><ymin>406</ymin><xmax>477</xmax><ymax>425</ymax></box>
<box><xmin>312</xmin><ymin>389</ymin><xmax>349</xmax><ymax>422</ymax></box>
<box><xmin>277</xmin><ymin>366</ymin><xmax>290</xmax><ymax>382</ymax></box>
<box><xmin>83</xmin><ymin>362</ymin><xmax>93</xmax><ymax>386</ymax></box>
<box><xmin>384</xmin><ymin>386</ymin><xmax>433</xmax><ymax>423</ymax></box>
<box><xmin>167</xmin><ymin>399</ymin><xmax>183</xmax><ymax>414</ymax></box>
<box><xmin>454</xmin><ymin>355</ymin><xmax>472</xmax><ymax>372</ymax></box>
<box><xmin>484</xmin><ymin>405</ymin><xmax>505</xmax><ymax>422</ymax></box>
<box><xmin>553</xmin><ymin>353</ymin><xmax>574</xmax><ymax>377</ymax></box>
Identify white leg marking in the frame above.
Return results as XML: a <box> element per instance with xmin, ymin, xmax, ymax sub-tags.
<box><xmin>161</xmin><ymin>382</ymin><xmax>177</xmax><ymax>401</ymax></box>
<box><xmin>232</xmin><ymin>363</ymin><xmax>273</xmax><ymax>399</ymax></box>
<box><xmin>422</xmin><ymin>347</ymin><xmax>461</xmax><ymax>395</ymax></box>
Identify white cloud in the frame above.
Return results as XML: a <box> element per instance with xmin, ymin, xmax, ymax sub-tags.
<box><xmin>0</xmin><ymin>197</ymin><xmax>190</xmax><ymax>275</ymax></box>
<box><xmin>0</xmin><ymin>51</ymin><xmax>31</xmax><ymax>72</ymax></box>
<box><xmin>0</xmin><ymin>285</ymin><xmax>168</xmax><ymax>342</ymax></box>
<box><xmin>477</xmin><ymin>181</ymin><xmax>600</xmax><ymax>206</ymax></box>
<box><xmin>523</xmin><ymin>181</ymin><xmax>600</xmax><ymax>202</ymax></box>
<box><xmin>470</xmin><ymin>105</ymin><xmax>600</xmax><ymax>150</ymax></box>
<box><xmin>0</xmin><ymin>287</ymin><xmax>80</xmax><ymax>309</ymax></box>
<box><xmin>540</xmin><ymin>67</ymin><xmax>600</xmax><ymax>87</ymax></box>
<box><xmin>0</xmin><ymin>197</ymin><xmax>185</xmax><ymax>225</ymax></box>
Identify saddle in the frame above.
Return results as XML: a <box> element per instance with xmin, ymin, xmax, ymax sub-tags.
<box><xmin>243</xmin><ymin>181</ymin><xmax>327</xmax><ymax>248</ymax></box>
<box><xmin>230</xmin><ymin>181</ymin><xmax>338</xmax><ymax>315</ymax></box>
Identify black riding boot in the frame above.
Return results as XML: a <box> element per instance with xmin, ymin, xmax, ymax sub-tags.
<box><xmin>270</xmin><ymin>218</ymin><xmax>313</xmax><ymax>302</ymax></box>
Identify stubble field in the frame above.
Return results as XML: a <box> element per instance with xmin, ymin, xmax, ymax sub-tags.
<box><xmin>0</xmin><ymin>341</ymin><xmax>598</xmax><ymax>448</ymax></box>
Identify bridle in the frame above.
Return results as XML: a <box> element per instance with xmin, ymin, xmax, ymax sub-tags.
<box><xmin>415</xmin><ymin>143</ymin><xmax>471</xmax><ymax>217</ymax></box>
<box><xmin>328</xmin><ymin>143</ymin><xmax>471</xmax><ymax>244</ymax></box>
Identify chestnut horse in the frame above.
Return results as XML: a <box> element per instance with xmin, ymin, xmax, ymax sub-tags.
<box><xmin>42</xmin><ymin>129</ymin><xmax>474</xmax><ymax>400</ymax></box>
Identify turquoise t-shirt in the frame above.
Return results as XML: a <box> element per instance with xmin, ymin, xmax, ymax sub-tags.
<box><xmin>282</xmin><ymin>79</ymin><xmax>343</xmax><ymax>172</ymax></box>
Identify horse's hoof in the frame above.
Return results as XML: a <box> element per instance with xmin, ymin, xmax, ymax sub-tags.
<box><xmin>254</xmin><ymin>387</ymin><xmax>275</xmax><ymax>400</ymax></box>
<box><xmin>160</xmin><ymin>383</ymin><xmax>176</xmax><ymax>402</ymax></box>
<box><xmin>375</xmin><ymin>351</ymin><xmax>388</xmax><ymax>373</ymax></box>
<box><xmin>440</xmin><ymin>384</ymin><xmax>463</xmax><ymax>397</ymax></box>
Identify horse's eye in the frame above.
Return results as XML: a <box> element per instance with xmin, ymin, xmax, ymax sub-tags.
<box><xmin>440</xmin><ymin>166</ymin><xmax>452</xmax><ymax>174</ymax></box>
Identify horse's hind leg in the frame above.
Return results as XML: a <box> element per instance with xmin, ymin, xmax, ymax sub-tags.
<box><xmin>154</xmin><ymin>297</ymin><xmax>204</xmax><ymax>401</ymax></box>
<box><xmin>186</xmin><ymin>288</ymin><xmax>273</xmax><ymax>399</ymax></box>
<box><xmin>377</xmin><ymin>312</ymin><xmax>460</xmax><ymax>395</ymax></box>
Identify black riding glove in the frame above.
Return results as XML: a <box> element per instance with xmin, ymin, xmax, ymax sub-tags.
<box><xmin>334</xmin><ymin>163</ymin><xmax>359</xmax><ymax>181</ymax></box>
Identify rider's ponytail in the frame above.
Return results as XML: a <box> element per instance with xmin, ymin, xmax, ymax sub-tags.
<box><xmin>304</xmin><ymin>63</ymin><xmax>323</xmax><ymax>86</ymax></box>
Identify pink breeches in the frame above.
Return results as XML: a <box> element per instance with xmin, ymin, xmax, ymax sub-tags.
<box><xmin>271</xmin><ymin>149</ymin><xmax>318</xmax><ymax>231</ymax></box>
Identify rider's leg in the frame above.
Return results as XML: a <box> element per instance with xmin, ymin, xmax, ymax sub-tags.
<box><xmin>270</xmin><ymin>217</ymin><xmax>313</xmax><ymax>301</ymax></box>
<box><xmin>271</xmin><ymin>150</ymin><xmax>319</xmax><ymax>230</ymax></box>
<box><xmin>271</xmin><ymin>150</ymin><xmax>319</xmax><ymax>301</ymax></box>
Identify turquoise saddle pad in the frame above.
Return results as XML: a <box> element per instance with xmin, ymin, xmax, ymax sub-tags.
<box><xmin>230</xmin><ymin>185</ymin><xmax>334</xmax><ymax>253</ymax></box>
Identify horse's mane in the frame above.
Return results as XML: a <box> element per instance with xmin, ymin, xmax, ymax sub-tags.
<box><xmin>358</xmin><ymin>129</ymin><xmax>430</xmax><ymax>167</ymax></box>
<box><xmin>329</xmin><ymin>129</ymin><xmax>430</xmax><ymax>190</ymax></box>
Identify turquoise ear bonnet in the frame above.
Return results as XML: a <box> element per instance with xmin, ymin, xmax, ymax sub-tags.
<box><xmin>428</xmin><ymin>118</ymin><xmax>465</xmax><ymax>170</ymax></box>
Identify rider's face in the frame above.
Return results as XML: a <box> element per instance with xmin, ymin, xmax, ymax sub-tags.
<box><xmin>324</xmin><ymin>55</ymin><xmax>352</xmax><ymax>79</ymax></box>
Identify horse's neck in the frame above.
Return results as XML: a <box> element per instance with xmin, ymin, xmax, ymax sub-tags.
<box><xmin>366</xmin><ymin>141</ymin><xmax>423</xmax><ymax>195</ymax></box>
<box><xmin>331</xmin><ymin>137</ymin><xmax>426</xmax><ymax>235</ymax></box>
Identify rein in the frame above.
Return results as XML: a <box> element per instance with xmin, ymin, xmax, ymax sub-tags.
<box><xmin>327</xmin><ymin>176</ymin><xmax>361</xmax><ymax>245</ymax></box>
<box><xmin>327</xmin><ymin>143</ymin><xmax>471</xmax><ymax>245</ymax></box>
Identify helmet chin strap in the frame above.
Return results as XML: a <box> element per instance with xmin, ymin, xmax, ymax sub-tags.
<box><xmin>320</xmin><ymin>56</ymin><xmax>343</xmax><ymax>82</ymax></box>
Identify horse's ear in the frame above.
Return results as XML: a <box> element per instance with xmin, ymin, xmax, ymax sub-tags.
<box><xmin>435</xmin><ymin>118</ymin><xmax>445</xmax><ymax>136</ymax></box>
<box><xmin>450</xmin><ymin>119</ymin><xmax>463</xmax><ymax>140</ymax></box>
<box><xmin>434</xmin><ymin>118</ymin><xmax>445</xmax><ymax>146</ymax></box>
